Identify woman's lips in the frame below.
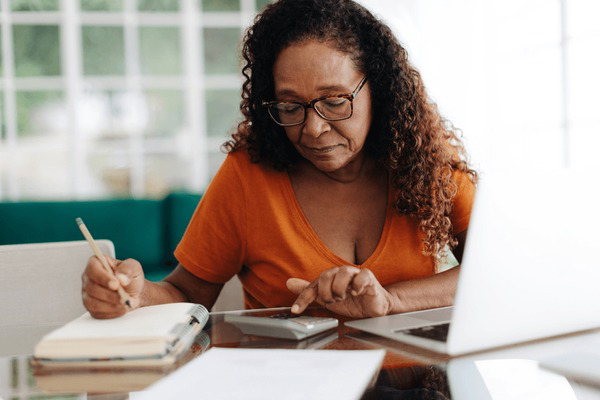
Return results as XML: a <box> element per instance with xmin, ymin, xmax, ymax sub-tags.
<box><xmin>305</xmin><ymin>144</ymin><xmax>340</xmax><ymax>153</ymax></box>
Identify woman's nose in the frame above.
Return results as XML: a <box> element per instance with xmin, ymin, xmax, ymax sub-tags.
<box><xmin>301</xmin><ymin>108</ymin><xmax>330</xmax><ymax>138</ymax></box>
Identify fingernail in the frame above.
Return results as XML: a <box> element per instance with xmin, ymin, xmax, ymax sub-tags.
<box><xmin>116</xmin><ymin>273</ymin><xmax>130</xmax><ymax>286</ymax></box>
<box><xmin>291</xmin><ymin>304</ymin><xmax>300</xmax><ymax>313</ymax></box>
<box><xmin>351</xmin><ymin>290</ymin><xmax>358</xmax><ymax>296</ymax></box>
<box><xmin>108</xmin><ymin>280</ymin><xmax>119</xmax><ymax>290</ymax></box>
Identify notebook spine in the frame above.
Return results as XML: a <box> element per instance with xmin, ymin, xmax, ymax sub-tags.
<box><xmin>170</xmin><ymin>322</ymin><xmax>196</xmax><ymax>345</ymax></box>
<box><xmin>167</xmin><ymin>304</ymin><xmax>209</xmax><ymax>339</ymax></box>
<box><xmin>196</xmin><ymin>330</ymin><xmax>211</xmax><ymax>350</ymax></box>
<box><xmin>190</xmin><ymin>304</ymin><xmax>209</xmax><ymax>327</ymax></box>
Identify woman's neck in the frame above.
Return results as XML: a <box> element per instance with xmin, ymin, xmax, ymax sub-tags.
<box><xmin>294</xmin><ymin>155</ymin><xmax>381</xmax><ymax>185</ymax></box>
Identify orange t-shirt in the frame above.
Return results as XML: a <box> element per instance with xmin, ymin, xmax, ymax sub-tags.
<box><xmin>175</xmin><ymin>150</ymin><xmax>475</xmax><ymax>309</ymax></box>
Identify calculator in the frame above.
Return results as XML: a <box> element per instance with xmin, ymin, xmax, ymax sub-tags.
<box><xmin>224</xmin><ymin>312</ymin><xmax>339</xmax><ymax>340</ymax></box>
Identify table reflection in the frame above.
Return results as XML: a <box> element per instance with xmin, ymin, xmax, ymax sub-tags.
<box><xmin>363</xmin><ymin>364</ymin><xmax>450</xmax><ymax>400</ymax></box>
<box><xmin>1</xmin><ymin>307</ymin><xmax>599</xmax><ymax>399</ymax></box>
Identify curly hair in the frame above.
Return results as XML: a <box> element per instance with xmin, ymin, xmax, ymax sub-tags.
<box><xmin>224</xmin><ymin>0</ymin><xmax>478</xmax><ymax>260</ymax></box>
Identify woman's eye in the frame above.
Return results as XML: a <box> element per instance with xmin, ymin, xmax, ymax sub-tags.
<box><xmin>278</xmin><ymin>104</ymin><xmax>302</xmax><ymax>113</ymax></box>
<box><xmin>322</xmin><ymin>98</ymin><xmax>347</xmax><ymax>108</ymax></box>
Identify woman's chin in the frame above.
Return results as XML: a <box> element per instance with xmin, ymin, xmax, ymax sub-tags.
<box><xmin>308</xmin><ymin>158</ymin><xmax>345</xmax><ymax>173</ymax></box>
<box><xmin>298</xmin><ymin>147</ymin><xmax>363</xmax><ymax>177</ymax></box>
<box><xmin>309</xmin><ymin>158</ymin><xmax>366</xmax><ymax>181</ymax></box>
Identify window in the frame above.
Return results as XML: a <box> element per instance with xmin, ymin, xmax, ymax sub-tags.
<box><xmin>0</xmin><ymin>0</ymin><xmax>270</xmax><ymax>200</ymax></box>
<box><xmin>1</xmin><ymin>0</ymin><xmax>596</xmax><ymax>201</ymax></box>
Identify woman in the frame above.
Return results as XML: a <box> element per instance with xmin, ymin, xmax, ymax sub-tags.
<box><xmin>81</xmin><ymin>0</ymin><xmax>477</xmax><ymax>319</ymax></box>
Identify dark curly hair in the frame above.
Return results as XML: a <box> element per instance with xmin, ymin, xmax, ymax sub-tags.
<box><xmin>224</xmin><ymin>0</ymin><xmax>478</xmax><ymax>260</ymax></box>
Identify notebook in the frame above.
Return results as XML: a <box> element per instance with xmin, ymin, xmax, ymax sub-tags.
<box><xmin>34</xmin><ymin>331</ymin><xmax>212</xmax><ymax>393</ymax></box>
<box><xmin>35</xmin><ymin>367</ymin><xmax>169</xmax><ymax>393</ymax></box>
<box><xmin>345</xmin><ymin>169</ymin><xmax>600</xmax><ymax>355</ymax></box>
<box><xmin>33</xmin><ymin>302</ymin><xmax>209</xmax><ymax>368</ymax></box>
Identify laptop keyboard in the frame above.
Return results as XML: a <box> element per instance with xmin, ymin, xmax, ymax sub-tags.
<box><xmin>397</xmin><ymin>323</ymin><xmax>450</xmax><ymax>342</ymax></box>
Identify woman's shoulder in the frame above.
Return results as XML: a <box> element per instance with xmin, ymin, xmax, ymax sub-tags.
<box><xmin>223</xmin><ymin>148</ymin><xmax>283</xmax><ymax>182</ymax></box>
<box><xmin>225</xmin><ymin>147</ymin><xmax>253</xmax><ymax>168</ymax></box>
<box><xmin>204</xmin><ymin>148</ymin><xmax>282</xmax><ymax>205</ymax></box>
<box><xmin>449</xmin><ymin>168</ymin><xmax>477</xmax><ymax>233</ymax></box>
<box><xmin>451</xmin><ymin>168</ymin><xmax>476</xmax><ymax>196</ymax></box>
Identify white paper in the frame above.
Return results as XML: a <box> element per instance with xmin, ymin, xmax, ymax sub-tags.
<box><xmin>43</xmin><ymin>303</ymin><xmax>198</xmax><ymax>340</ymax></box>
<box><xmin>132</xmin><ymin>348</ymin><xmax>385</xmax><ymax>400</ymax></box>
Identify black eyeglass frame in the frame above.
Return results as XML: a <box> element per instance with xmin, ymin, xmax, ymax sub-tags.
<box><xmin>261</xmin><ymin>76</ymin><xmax>368</xmax><ymax>127</ymax></box>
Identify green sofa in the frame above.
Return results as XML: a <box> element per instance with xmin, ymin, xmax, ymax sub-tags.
<box><xmin>0</xmin><ymin>192</ymin><xmax>201</xmax><ymax>282</ymax></box>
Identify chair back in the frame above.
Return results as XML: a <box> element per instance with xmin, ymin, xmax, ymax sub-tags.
<box><xmin>0</xmin><ymin>240</ymin><xmax>114</xmax><ymax>327</ymax></box>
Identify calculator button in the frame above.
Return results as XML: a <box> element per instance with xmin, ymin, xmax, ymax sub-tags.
<box><xmin>268</xmin><ymin>313</ymin><xmax>299</xmax><ymax>319</ymax></box>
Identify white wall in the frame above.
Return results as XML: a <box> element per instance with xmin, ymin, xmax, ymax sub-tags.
<box><xmin>359</xmin><ymin>0</ymin><xmax>599</xmax><ymax>173</ymax></box>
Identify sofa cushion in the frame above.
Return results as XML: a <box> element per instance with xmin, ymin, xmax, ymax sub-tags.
<box><xmin>0</xmin><ymin>199</ymin><xmax>164</xmax><ymax>275</ymax></box>
<box><xmin>162</xmin><ymin>192</ymin><xmax>202</xmax><ymax>269</ymax></box>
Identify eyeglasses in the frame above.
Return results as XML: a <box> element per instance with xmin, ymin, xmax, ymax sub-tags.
<box><xmin>262</xmin><ymin>76</ymin><xmax>368</xmax><ymax>127</ymax></box>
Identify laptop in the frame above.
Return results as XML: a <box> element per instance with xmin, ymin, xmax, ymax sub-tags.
<box><xmin>345</xmin><ymin>169</ymin><xmax>600</xmax><ymax>355</ymax></box>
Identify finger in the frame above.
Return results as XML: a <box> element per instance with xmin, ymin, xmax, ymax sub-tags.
<box><xmin>290</xmin><ymin>280</ymin><xmax>319</xmax><ymax>314</ymax></box>
<box><xmin>351</xmin><ymin>268</ymin><xmax>377</xmax><ymax>296</ymax></box>
<box><xmin>85</xmin><ymin>256</ymin><xmax>121</xmax><ymax>290</ymax></box>
<box><xmin>286</xmin><ymin>278</ymin><xmax>311</xmax><ymax>294</ymax></box>
<box><xmin>331</xmin><ymin>266</ymin><xmax>360</xmax><ymax>300</ymax></box>
<box><xmin>90</xmin><ymin>309</ymin><xmax>128</xmax><ymax>320</ymax></box>
<box><xmin>317</xmin><ymin>268</ymin><xmax>339</xmax><ymax>304</ymax></box>
<box><xmin>83</xmin><ymin>291</ymin><xmax>127</xmax><ymax>316</ymax></box>
<box><xmin>83</xmin><ymin>277</ymin><xmax>122</xmax><ymax>304</ymax></box>
<box><xmin>102</xmin><ymin>254</ymin><xmax>119</xmax><ymax>271</ymax></box>
<box><xmin>114</xmin><ymin>258</ymin><xmax>143</xmax><ymax>287</ymax></box>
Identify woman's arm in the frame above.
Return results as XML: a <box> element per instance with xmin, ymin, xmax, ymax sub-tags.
<box><xmin>149</xmin><ymin>263</ymin><xmax>224</xmax><ymax>308</ymax></box>
<box><xmin>385</xmin><ymin>229</ymin><xmax>467</xmax><ymax>313</ymax></box>
<box><xmin>288</xmin><ymin>230</ymin><xmax>468</xmax><ymax>318</ymax></box>
<box><xmin>384</xmin><ymin>265</ymin><xmax>459</xmax><ymax>313</ymax></box>
<box><xmin>83</xmin><ymin>257</ymin><xmax>224</xmax><ymax>319</ymax></box>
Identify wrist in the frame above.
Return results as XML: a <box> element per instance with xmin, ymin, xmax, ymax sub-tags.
<box><xmin>144</xmin><ymin>280</ymin><xmax>189</xmax><ymax>305</ymax></box>
<box><xmin>139</xmin><ymin>279</ymin><xmax>152</xmax><ymax>307</ymax></box>
<box><xmin>384</xmin><ymin>283</ymin><xmax>408</xmax><ymax>315</ymax></box>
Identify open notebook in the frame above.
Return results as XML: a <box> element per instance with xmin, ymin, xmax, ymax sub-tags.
<box><xmin>32</xmin><ymin>302</ymin><xmax>209</xmax><ymax>368</ymax></box>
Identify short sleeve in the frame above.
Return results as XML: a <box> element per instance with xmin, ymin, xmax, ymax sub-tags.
<box><xmin>450</xmin><ymin>172</ymin><xmax>476</xmax><ymax>235</ymax></box>
<box><xmin>174</xmin><ymin>154</ymin><xmax>246</xmax><ymax>283</ymax></box>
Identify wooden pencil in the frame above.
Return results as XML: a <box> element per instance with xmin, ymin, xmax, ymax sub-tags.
<box><xmin>76</xmin><ymin>217</ymin><xmax>132</xmax><ymax>308</ymax></box>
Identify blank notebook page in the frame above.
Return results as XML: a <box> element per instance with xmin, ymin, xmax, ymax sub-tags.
<box><xmin>43</xmin><ymin>303</ymin><xmax>198</xmax><ymax>340</ymax></box>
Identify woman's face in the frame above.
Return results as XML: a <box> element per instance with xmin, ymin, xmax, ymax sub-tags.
<box><xmin>272</xmin><ymin>40</ymin><xmax>372</xmax><ymax>177</ymax></box>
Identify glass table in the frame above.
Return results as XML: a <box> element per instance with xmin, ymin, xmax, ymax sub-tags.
<box><xmin>1</xmin><ymin>307</ymin><xmax>599</xmax><ymax>399</ymax></box>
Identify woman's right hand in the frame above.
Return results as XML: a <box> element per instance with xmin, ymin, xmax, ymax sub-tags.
<box><xmin>81</xmin><ymin>255</ymin><xmax>145</xmax><ymax>319</ymax></box>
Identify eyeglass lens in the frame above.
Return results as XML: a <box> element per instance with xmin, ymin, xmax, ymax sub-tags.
<box><xmin>269</xmin><ymin>97</ymin><xmax>352</xmax><ymax>125</ymax></box>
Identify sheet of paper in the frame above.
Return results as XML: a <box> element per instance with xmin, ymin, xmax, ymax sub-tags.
<box><xmin>43</xmin><ymin>303</ymin><xmax>198</xmax><ymax>340</ymax></box>
<box><xmin>131</xmin><ymin>348</ymin><xmax>385</xmax><ymax>400</ymax></box>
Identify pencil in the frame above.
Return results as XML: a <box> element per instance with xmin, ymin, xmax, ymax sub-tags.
<box><xmin>76</xmin><ymin>217</ymin><xmax>132</xmax><ymax>308</ymax></box>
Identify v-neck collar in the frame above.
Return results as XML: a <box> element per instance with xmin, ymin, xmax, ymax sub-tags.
<box><xmin>281</xmin><ymin>171</ymin><xmax>393</xmax><ymax>267</ymax></box>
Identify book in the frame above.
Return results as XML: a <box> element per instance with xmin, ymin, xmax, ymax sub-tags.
<box><xmin>35</xmin><ymin>368</ymin><xmax>168</xmax><ymax>393</ymax></box>
<box><xmin>32</xmin><ymin>303</ymin><xmax>209</xmax><ymax>368</ymax></box>
<box><xmin>34</xmin><ymin>332</ymin><xmax>212</xmax><ymax>393</ymax></box>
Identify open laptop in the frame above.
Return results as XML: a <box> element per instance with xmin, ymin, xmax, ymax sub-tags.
<box><xmin>345</xmin><ymin>169</ymin><xmax>600</xmax><ymax>355</ymax></box>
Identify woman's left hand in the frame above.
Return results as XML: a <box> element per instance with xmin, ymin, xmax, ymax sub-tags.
<box><xmin>286</xmin><ymin>266</ymin><xmax>395</xmax><ymax>318</ymax></box>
